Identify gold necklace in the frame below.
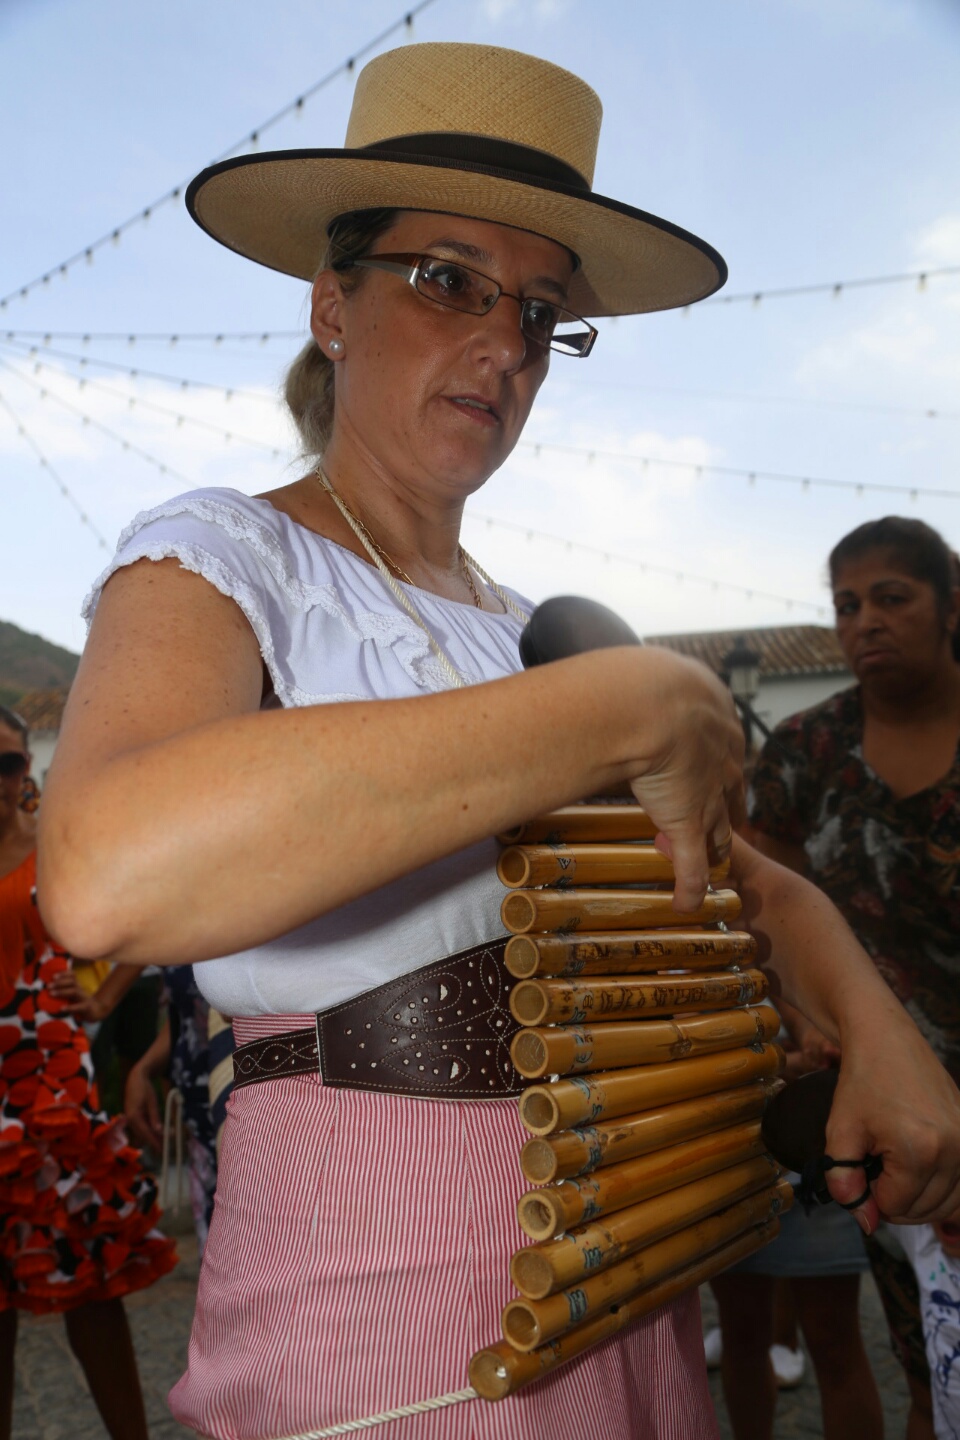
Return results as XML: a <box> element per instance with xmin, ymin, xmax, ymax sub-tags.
<box><xmin>318</xmin><ymin>469</ymin><xmax>484</xmax><ymax>609</ymax></box>
<box><xmin>319</xmin><ymin>484</ymin><xmax>415</xmax><ymax>587</ymax></box>
<box><xmin>459</xmin><ymin>552</ymin><xmax>484</xmax><ymax>610</ymax></box>
<box><xmin>314</xmin><ymin>466</ymin><xmax>529</xmax><ymax>692</ymax></box>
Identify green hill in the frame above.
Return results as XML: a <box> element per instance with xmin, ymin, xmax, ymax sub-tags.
<box><xmin>0</xmin><ymin>620</ymin><xmax>80</xmax><ymax>708</ymax></box>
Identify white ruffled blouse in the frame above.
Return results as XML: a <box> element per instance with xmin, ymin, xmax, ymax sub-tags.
<box><xmin>83</xmin><ymin>487</ymin><xmax>531</xmax><ymax>1017</ymax></box>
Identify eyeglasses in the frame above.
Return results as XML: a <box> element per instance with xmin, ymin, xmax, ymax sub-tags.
<box><xmin>335</xmin><ymin>252</ymin><xmax>598</xmax><ymax>358</ymax></box>
<box><xmin>0</xmin><ymin>752</ymin><xmax>28</xmax><ymax>780</ymax></box>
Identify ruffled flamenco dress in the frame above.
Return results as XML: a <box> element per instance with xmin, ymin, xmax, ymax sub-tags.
<box><xmin>0</xmin><ymin>852</ymin><xmax>176</xmax><ymax>1313</ymax></box>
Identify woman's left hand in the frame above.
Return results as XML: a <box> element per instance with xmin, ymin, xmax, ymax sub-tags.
<box><xmin>824</xmin><ymin>1009</ymin><xmax>960</xmax><ymax>1233</ymax></box>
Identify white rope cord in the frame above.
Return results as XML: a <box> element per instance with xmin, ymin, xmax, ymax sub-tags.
<box><xmin>315</xmin><ymin>466</ymin><xmax>528</xmax><ymax>688</ymax></box>
<box><xmin>269</xmin><ymin>1387</ymin><xmax>479</xmax><ymax>1439</ymax></box>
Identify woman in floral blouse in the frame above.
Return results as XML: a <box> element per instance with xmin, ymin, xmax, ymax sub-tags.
<box><xmin>748</xmin><ymin>515</ymin><xmax>960</xmax><ymax>1440</ymax></box>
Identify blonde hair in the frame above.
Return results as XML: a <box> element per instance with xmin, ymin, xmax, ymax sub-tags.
<box><xmin>284</xmin><ymin>208</ymin><xmax>398</xmax><ymax>458</ymax></box>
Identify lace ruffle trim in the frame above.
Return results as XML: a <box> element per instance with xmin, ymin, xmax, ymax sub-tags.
<box><xmin>82</xmin><ymin>493</ymin><xmax>485</xmax><ymax>698</ymax></box>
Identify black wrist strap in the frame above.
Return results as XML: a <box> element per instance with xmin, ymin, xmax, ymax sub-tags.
<box><xmin>797</xmin><ymin>1152</ymin><xmax>883</xmax><ymax>1213</ymax></box>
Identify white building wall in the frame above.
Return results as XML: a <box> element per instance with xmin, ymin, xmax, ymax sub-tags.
<box><xmin>753</xmin><ymin>671</ymin><xmax>853</xmax><ymax>732</ymax></box>
<box><xmin>28</xmin><ymin>732</ymin><xmax>58</xmax><ymax>788</ymax></box>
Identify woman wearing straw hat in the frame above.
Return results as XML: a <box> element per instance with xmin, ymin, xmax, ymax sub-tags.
<box><xmin>38</xmin><ymin>41</ymin><xmax>960</xmax><ymax>1440</ymax></box>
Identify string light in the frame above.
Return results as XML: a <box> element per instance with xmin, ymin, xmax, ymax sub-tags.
<box><xmin>2</xmin><ymin>352</ymin><xmax>289</xmax><ymax>456</ymax></box>
<box><xmin>694</xmin><ymin>264</ymin><xmax>960</xmax><ymax>311</ymax></box>
<box><xmin>0</xmin><ymin>389</ymin><xmax>110</xmax><ymax>550</ymax></box>
<box><xmin>464</xmin><ymin>507</ymin><xmax>827</xmax><ymax>617</ymax></box>
<box><xmin>0</xmin><ymin>336</ymin><xmax>273</xmax><ymax>404</ymax></box>
<box><xmin>6</xmin><ymin>335</ymin><xmax>957</xmax><ymax>427</ymax></box>
<box><xmin>517</xmin><ymin>439</ymin><xmax>960</xmax><ymax>504</ymax></box>
<box><xmin>571</xmin><ymin>377</ymin><xmax>960</xmax><ymax>424</ymax></box>
<box><xmin>0</xmin><ymin>0</ymin><xmax>440</xmax><ymax>312</ymax></box>
<box><xmin>0</xmin><ymin>359</ymin><xmax>197</xmax><ymax>487</ymax></box>
<box><xmin>2</xmin><ymin>329</ymin><xmax>302</xmax><ymax>346</ymax></box>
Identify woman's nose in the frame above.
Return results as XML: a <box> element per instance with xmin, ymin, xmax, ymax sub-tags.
<box><xmin>474</xmin><ymin>294</ymin><xmax>528</xmax><ymax>372</ymax></box>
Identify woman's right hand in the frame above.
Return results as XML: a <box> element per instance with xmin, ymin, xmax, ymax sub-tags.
<box><xmin>619</xmin><ymin>648</ymin><xmax>746</xmax><ymax>911</ymax></box>
<box><xmin>124</xmin><ymin>1063</ymin><xmax>163</xmax><ymax>1152</ymax></box>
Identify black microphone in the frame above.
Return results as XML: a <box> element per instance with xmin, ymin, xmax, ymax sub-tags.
<box><xmin>518</xmin><ymin>595</ymin><xmax>642</xmax><ymax>668</ymax></box>
<box><xmin>761</xmin><ymin>1067</ymin><xmax>883</xmax><ymax>1211</ymax></box>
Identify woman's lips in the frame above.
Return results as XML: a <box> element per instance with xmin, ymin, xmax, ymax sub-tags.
<box><xmin>446</xmin><ymin>395</ymin><xmax>501</xmax><ymax>426</ymax></box>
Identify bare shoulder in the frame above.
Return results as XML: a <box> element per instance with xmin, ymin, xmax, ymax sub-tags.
<box><xmin>57</xmin><ymin>557</ymin><xmax>265</xmax><ymax>769</ymax></box>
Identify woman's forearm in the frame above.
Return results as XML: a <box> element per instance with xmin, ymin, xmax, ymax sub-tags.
<box><xmin>129</xmin><ymin>1017</ymin><xmax>172</xmax><ymax>1082</ymax></box>
<box><xmin>40</xmin><ymin>641</ymin><xmax>738</xmax><ymax>966</ymax></box>
<box><xmin>732</xmin><ymin>836</ymin><xmax>910</xmax><ymax>1046</ymax></box>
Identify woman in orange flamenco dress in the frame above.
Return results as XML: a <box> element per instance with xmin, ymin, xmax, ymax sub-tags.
<box><xmin>0</xmin><ymin>704</ymin><xmax>176</xmax><ymax>1440</ymax></box>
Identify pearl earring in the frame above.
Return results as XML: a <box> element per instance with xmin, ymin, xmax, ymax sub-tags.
<box><xmin>328</xmin><ymin>338</ymin><xmax>344</xmax><ymax>358</ymax></box>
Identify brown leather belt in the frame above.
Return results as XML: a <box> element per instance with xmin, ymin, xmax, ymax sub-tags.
<box><xmin>231</xmin><ymin>940</ymin><xmax>523</xmax><ymax>1100</ymax></box>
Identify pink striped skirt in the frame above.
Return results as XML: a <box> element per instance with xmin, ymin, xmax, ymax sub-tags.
<box><xmin>170</xmin><ymin>1015</ymin><xmax>718</xmax><ymax>1440</ymax></box>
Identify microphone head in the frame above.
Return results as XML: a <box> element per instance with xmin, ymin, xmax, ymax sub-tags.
<box><xmin>760</xmin><ymin>1068</ymin><xmax>838</xmax><ymax>1173</ymax></box>
<box><xmin>519</xmin><ymin>596</ymin><xmax>642</xmax><ymax>668</ymax></box>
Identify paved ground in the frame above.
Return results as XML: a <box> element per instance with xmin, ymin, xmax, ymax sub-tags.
<box><xmin>12</xmin><ymin>1211</ymin><xmax>911</xmax><ymax>1439</ymax></box>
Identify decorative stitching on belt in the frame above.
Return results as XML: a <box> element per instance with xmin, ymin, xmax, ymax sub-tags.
<box><xmin>232</xmin><ymin>940</ymin><xmax>523</xmax><ymax>1100</ymax></box>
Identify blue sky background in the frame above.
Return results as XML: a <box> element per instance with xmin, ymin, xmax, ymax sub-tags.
<box><xmin>2</xmin><ymin>0</ymin><xmax>959</xmax><ymax>652</ymax></box>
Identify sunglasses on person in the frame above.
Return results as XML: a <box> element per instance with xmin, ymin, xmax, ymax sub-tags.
<box><xmin>0</xmin><ymin>752</ymin><xmax>28</xmax><ymax>779</ymax></box>
<box><xmin>334</xmin><ymin>252</ymin><xmax>599</xmax><ymax>358</ymax></box>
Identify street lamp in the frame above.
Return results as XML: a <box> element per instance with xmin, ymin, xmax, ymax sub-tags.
<box><xmin>722</xmin><ymin>637</ymin><xmax>762</xmax><ymax>750</ymax></box>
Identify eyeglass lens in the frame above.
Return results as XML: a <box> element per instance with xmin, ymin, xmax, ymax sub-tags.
<box><xmin>0</xmin><ymin>752</ymin><xmax>28</xmax><ymax>779</ymax></box>
<box><xmin>414</xmin><ymin>259</ymin><xmax>594</xmax><ymax>357</ymax></box>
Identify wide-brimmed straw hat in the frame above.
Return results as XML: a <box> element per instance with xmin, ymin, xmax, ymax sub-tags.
<box><xmin>186</xmin><ymin>42</ymin><xmax>726</xmax><ymax>317</ymax></box>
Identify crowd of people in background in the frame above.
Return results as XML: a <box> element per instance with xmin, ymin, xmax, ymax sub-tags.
<box><xmin>4</xmin><ymin>513</ymin><xmax>960</xmax><ymax>1439</ymax></box>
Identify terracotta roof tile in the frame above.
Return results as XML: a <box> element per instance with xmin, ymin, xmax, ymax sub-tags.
<box><xmin>646</xmin><ymin>625</ymin><xmax>849</xmax><ymax>678</ymax></box>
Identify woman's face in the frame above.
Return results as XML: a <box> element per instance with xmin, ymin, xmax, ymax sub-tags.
<box><xmin>0</xmin><ymin>722</ymin><xmax>29</xmax><ymax>827</ymax></box>
<box><xmin>312</xmin><ymin>210</ymin><xmax>575</xmax><ymax>498</ymax></box>
<box><xmin>832</xmin><ymin>550</ymin><xmax>959</xmax><ymax>694</ymax></box>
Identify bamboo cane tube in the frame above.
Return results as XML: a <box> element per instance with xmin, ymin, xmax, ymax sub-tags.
<box><xmin>498</xmin><ymin>844</ymin><xmax>731</xmax><ymax>890</ymax></box>
<box><xmin>511</xmin><ymin>1004</ymin><xmax>780</xmax><ymax>1080</ymax></box>
<box><xmin>470</xmin><ymin>1218</ymin><xmax>778</xmax><ymax>1401</ymax></box>
<box><xmin>504</xmin><ymin>929</ymin><xmax>758</xmax><ymax>979</ymax></box>
<box><xmin>519</xmin><ymin>1043</ymin><xmax>785</xmax><ymax>1136</ymax></box>
<box><xmin>498</xmin><ymin>805</ymin><xmax>658</xmax><ymax>846</ymax></box>
<box><xmin>520</xmin><ymin>1079</ymin><xmax>783</xmax><ymax>1183</ymax></box>
<box><xmin>503</xmin><ymin>1179</ymin><xmax>793</xmax><ymax>1351</ymax></box>
<box><xmin>501</xmin><ymin>888</ymin><xmax>741</xmax><ymax>935</ymax></box>
<box><xmin>510</xmin><ymin>968</ymin><xmax>768</xmax><ymax>1028</ymax></box>
<box><xmin>510</xmin><ymin>1153</ymin><xmax>779</xmax><ymax>1299</ymax></box>
<box><xmin>517</xmin><ymin>1120</ymin><xmax>765</xmax><ymax>1241</ymax></box>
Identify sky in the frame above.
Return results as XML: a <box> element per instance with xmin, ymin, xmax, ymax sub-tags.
<box><xmin>2</xmin><ymin>0</ymin><xmax>959</xmax><ymax>654</ymax></box>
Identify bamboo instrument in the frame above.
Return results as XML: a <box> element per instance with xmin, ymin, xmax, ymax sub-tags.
<box><xmin>498</xmin><ymin>805</ymin><xmax>658</xmax><ymax>846</ymax></box>
<box><xmin>517</xmin><ymin>1119</ymin><xmax>766</xmax><ymax>1240</ymax></box>
<box><xmin>501</xmin><ymin>888</ymin><xmax>741</xmax><ymax>934</ymax></box>
<box><xmin>520</xmin><ymin>1080</ymin><xmax>782</xmax><ymax>1184</ymax></box>
<box><xmin>504</xmin><ymin>929</ymin><xmax>758</xmax><ymax>978</ymax></box>
<box><xmin>511</xmin><ymin>1005</ymin><xmax>780</xmax><ymax>1079</ymax></box>
<box><xmin>503</xmin><ymin>1179</ymin><xmax>793</xmax><ymax>1352</ymax></box>
<box><xmin>497</xmin><ymin>843</ymin><xmax>730</xmax><ymax>890</ymax></box>
<box><xmin>471</xmin><ymin>1218</ymin><xmax>778</xmax><ymax>1399</ymax></box>
<box><xmin>519</xmin><ymin>1044</ymin><xmax>785</xmax><ymax>1135</ymax></box>
<box><xmin>510</xmin><ymin>968</ymin><xmax>769</xmax><ymax>1027</ymax></box>
<box><xmin>510</xmin><ymin>1153</ymin><xmax>779</xmax><ymax>1300</ymax></box>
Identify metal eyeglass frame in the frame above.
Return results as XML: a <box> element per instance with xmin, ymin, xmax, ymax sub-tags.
<box><xmin>334</xmin><ymin>252</ymin><xmax>598</xmax><ymax>358</ymax></box>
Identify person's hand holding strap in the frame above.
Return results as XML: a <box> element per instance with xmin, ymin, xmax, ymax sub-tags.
<box><xmin>824</xmin><ymin>998</ymin><xmax>960</xmax><ymax>1233</ymax></box>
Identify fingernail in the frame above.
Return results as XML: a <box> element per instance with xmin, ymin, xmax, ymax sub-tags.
<box><xmin>853</xmin><ymin>1208</ymin><xmax>873</xmax><ymax>1237</ymax></box>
